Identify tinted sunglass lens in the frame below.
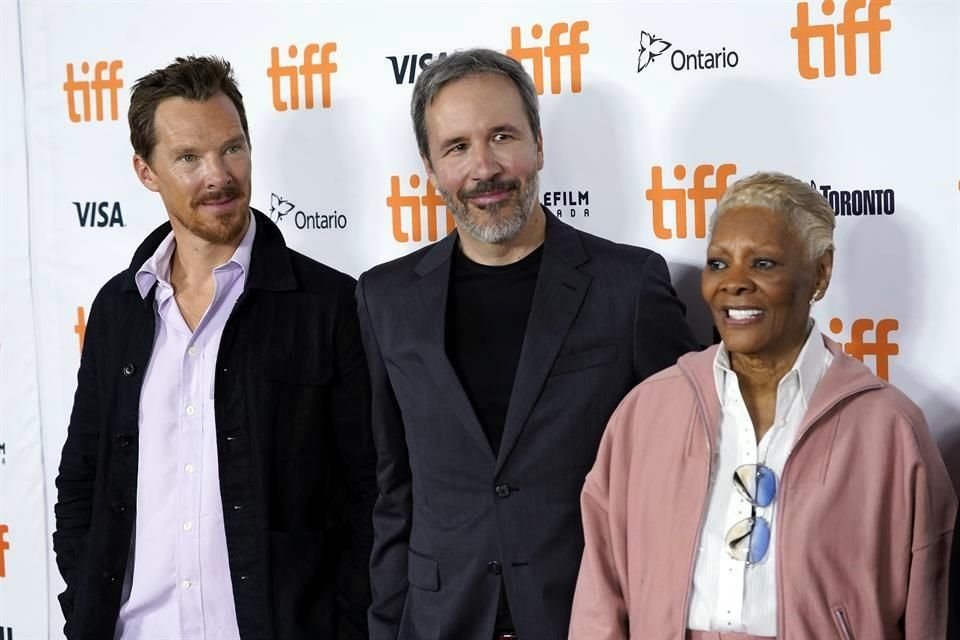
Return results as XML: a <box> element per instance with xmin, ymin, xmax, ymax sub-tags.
<box><xmin>733</xmin><ymin>464</ymin><xmax>777</xmax><ymax>508</ymax></box>
<box><xmin>747</xmin><ymin>516</ymin><xmax>771</xmax><ymax>564</ymax></box>
<box><xmin>725</xmin><ymin>516</ymin><xmax>771</xmax><ymax>564</ymax></box>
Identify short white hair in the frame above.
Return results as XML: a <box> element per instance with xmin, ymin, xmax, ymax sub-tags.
<box><xmin>708</xmin><ymin>171</ymin><xmax>836</xmax><ymax>262</ymax></box>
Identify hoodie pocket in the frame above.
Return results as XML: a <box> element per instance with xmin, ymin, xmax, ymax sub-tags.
<box><xmin>832</xmin><ymin>605</ymin><xmax>856</xmax><ymax>640</ymax></box>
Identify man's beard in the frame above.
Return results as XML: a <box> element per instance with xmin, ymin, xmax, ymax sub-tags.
<box><xmin>176</xmin><ymin>185</ymin><xmax>249</xmax><ymax>244</ymax></box>
<box><xmin>441</xmin><ymin>171</ymin><xmax>539</xmax><ymax>244</ymax></box>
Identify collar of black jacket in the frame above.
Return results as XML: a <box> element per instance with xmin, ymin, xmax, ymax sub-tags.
<box><xmin>414</xmin><ymin>204</ymin><xmax>589</xmax><ymax>276</ymax></box>
<box><xmin>121</xmin><ymin>207</ymin><xmax>297</xmax><ymax>294</ymax></box>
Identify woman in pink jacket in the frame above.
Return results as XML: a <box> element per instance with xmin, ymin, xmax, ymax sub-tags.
<box><xmin>569</xmin><ymin>172</ymin><xmax>956</xmax><ymax>640</ymax></box>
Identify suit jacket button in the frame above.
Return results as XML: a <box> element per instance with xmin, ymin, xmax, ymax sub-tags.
<box><xmin>111</xmin><ymin>501</ymin><xmax>126</xmax><ymax>514</ymax></box>
<box><xmin>116</xmin><ymin>433</ymin><xmax>131</xmax><ymax>447</ymax></box>
<box><xmin>495</xmin><ymin>483</ymin><xmax>511</xmax><ymax>498</ymax></box>
<box><xmin>487</xmin><ymin>561</ymin><xmax>502</xmax><ymax>576</ymax></box>
<box><xmin>102</xmin><ymin>571</ymin><xmax>118</xmax><ymax>583</ymax></box>
<box><xmin>122</xmin><ymin>363</ymin><xmax>136</xmax><ymax>377</ymax></box>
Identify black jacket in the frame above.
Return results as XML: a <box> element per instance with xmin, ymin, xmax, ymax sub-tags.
<box><xmin>358</xmin><ymin>211</ymin><xmax>699</xmax><ymax>640</ymax></box>
<box><xmin>53</xmin><ymin>208</ymin><xmax>375</xmax><ymax>639</ymax></box>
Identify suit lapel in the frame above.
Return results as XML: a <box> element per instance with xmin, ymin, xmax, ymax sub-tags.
<box><xmin>496</xmin><ymin>213</ymin><xmax>591</xmax><ymax>473</ymax></box>
<box><xmin>413</xmin><ymin>232</ymin><xmax>496</xmax><ymax>463</ymax></box>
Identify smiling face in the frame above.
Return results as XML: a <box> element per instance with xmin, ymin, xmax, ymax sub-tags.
<box><xmin>702</xmin><ymin>206</ymin><xmax>832</xmax><ymax>368</ymax></box>
<box><xmin>133</xmin><ymin>92</ymin><xmax>252</xmax><ymax>247</ymax></box>
<box><xmin>421</xmin><ymin>72</ymin><xmax>543</xmax><ymax>245</ymax></box>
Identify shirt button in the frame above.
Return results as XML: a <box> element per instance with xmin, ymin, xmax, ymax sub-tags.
<box><xmin>187</xmin><ymin>346</ymin><xmax>198</xmax><ymax>357</ymax></box>
<box><xmin>487</xmin><ymin>561</ymin><xmax>502</xmax><ymax>576</ymax></box>
<box><xmin>182</xmin><ymin>580</ymin><xmax>192</xmax><ymax>590</ymax></box>
<box><xmin>183</xmin><ymin>521</ymin><xmax>193</xmax><ymax>532</ymax></box>
<box><xmin>185</xmin><ymin>404</ymin><xmax>196</xmax><ymax>416</ymax></box>
<box><xmin>184</xmin><ymin>463</ymin><xmax>195</xmax><ymax>474</ymax></box>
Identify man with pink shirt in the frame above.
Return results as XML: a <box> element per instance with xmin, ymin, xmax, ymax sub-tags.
<box><xmin>53</xmin><ymin>56</ymin><xmax>374</xmax><ymax>639</ymax></box>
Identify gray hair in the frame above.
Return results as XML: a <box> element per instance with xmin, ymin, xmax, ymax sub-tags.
<box><xmin>709</xmin><ymin>171</ymin><xmax>836</xmax><ymax>262</ymax></box>
<box><xmin>411</xmin><ymin>48</ymin><xmax>541</xmax><ymax>162</ymax></box>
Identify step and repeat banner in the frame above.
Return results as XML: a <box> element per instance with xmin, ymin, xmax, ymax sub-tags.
<box><xmin>1</xmin><ymin>1</ymin><xmax>958</xmax><ymax>637</ymax></box>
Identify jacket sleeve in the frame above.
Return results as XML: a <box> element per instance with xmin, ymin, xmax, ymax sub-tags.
<box><xmin>330</xmin><ymin>280</ymin><xmax>377</xmax><ymax>639</ymax></box>
<box><xmin>902</xmin><ymin>410</ymin><xmax>957</xmax><ymax>640</ymax></box>
<box><xmin>568</xmin><ymin>402</ymin><xmax>630</xmax><ymax>640</ymax></box>
<box><xmin>356</xmin><ymin>274</ymin><xmax>412</xmax><ymax>640</ymax></box>
<box><xmin>632</xmin><ymin>251</ymin><xmax>700</xmax><ymax>381</ymax></box>
<box><xmin>53</xmin><ymin>289</ymin><xmax>106</xmax><ymax>635</ymax></box>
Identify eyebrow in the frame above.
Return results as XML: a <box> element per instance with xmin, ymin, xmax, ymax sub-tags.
<box><xmin>222</xmin><ymin>134</ymin><xmax>247</xmax><ymax>148</ymax></box>
<box><xmin>706</xmin><ymin>243</ymin><xmax>786</xmax><ymax>254</ymax></box>
<box><xmin>435</xmin><ymin>123</ymin><xmax>525</xmax><ymax>151</ymax></box>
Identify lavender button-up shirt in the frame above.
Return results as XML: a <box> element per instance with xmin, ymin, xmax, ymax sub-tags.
<box><xmin>114</xmin><ymin>213</ymin><xmax>255</xmax><ymax>640</ymax></box>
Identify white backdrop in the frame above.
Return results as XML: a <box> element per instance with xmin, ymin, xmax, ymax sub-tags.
<box><xmin>1</xmin><ymin>1</ymin><xmax>958</xmax><ymax>637</ymax></box>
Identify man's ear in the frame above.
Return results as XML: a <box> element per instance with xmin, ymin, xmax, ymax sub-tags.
<box><xmin>133</xmin><ymin>154</ymin><xmax>160</xmax><ymax>193</ymax></box>
<box><xmin>536</xmin><ymin>131</ymin><xmax>544</xmax><ymax>171</ymax></box>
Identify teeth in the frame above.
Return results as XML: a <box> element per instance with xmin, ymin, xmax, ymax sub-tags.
<box><xmin>728</xmin><ymin>309</ymin><xmax>762</xmax><ymax>319</ymax></box>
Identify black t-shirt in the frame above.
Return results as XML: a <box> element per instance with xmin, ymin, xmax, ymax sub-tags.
<box><xmin>445</xmin><ymin>243</ymin><xmax>543</xmax><ymax>633</ymax></box>
<box><xmin>445</xmin><ymin>244</ymin><xmax>543</xmax><ymax>455</ymax></box>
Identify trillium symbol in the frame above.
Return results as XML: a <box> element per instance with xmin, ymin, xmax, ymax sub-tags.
<box><xmin>637</xmin><ymin>31</ymin><xmax>671</xmax><ymax>72</ymax></box>
<box><xmin>270</xmin><ymin>193</ymin><xmax>295</xmax><ymax>223</ymax></box>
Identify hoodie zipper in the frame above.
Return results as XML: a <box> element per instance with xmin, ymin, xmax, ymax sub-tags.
<box><xmin>678</xmin><ymin>388</ymin><xmax>715</xmax><ymax>630</ymax></box>
<box><xmin>773</xmin><ymin>381</ymin><xmax>881</xmax><ymax>638</ymax></box>
<box><xmin>833</xmin><ymin>606</ymin><xmax>855</xmax><ymax>640</ymax></box>
<box><xmin>678</xmin><ymin>354</ymin><xmax>882</xmax><ymax>638</ymax></box>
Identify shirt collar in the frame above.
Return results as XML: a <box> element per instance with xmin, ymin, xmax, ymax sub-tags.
<box><xmin>134</xmin><ymin>210</ymin><xmax>256</xmax><ymax>300</ymax></box>
<box><xmin>713</xmin><ymin>318</ymin><xmax>828</xmax><ymax>409</ymax></box>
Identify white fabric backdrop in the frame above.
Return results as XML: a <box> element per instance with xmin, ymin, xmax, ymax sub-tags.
<box><xmin>1</xmin><ymin>1</ymin><xmax>957</xmax><ymax>637</ymax></box>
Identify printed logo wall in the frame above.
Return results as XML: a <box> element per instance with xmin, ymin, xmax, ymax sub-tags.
<box><xmin>4</xmin><ymin>2</ymin><xmax>959</xmax><ymax>638</ymax></box>
<box><xmin>2</xmin><ymin>3</ymin><xmax>50</xmax><ymax>638</ymax></box>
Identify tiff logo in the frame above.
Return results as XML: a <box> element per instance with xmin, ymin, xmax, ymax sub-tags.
<box><xmin>75</xmin><ymin>306</ymin><xmax>87</xmax><ymax>352</ymax></box>
<box><xmin>828</xmin><ymin>316</ymin><xmax>899</xmax><ymax>381</ymax></box>
<box><xmin>646</xmin><ymin>164</ymin><xmax>736</xmax><ymax>239</ymax></box>
<box><xmin>507</xmin><ymin>21</ymin><xmax>589</xmax><ymax>95</ymax></box>
<box><xmin>63</xmin><ymin>60</ymin><xmax>123</xmax><ymax>123</ymax></box>
<box><xmin>791</xmin><ymin>0</ymin><xmax>892</xmax><ymax>79</ymax></box>
<box><xmin>387</xmin><ymin>175</ymin><xmax>454</xmax><ymax>243</ymax></box>
<box><xmin>268</xmin><ymin>43</ymin><xmax>337</xmax><ymax>111</ymax></box>
<box><xmin>0</xmin><ymin>524</ymin><xmax>8</xmax><ymax>578</ymax></box>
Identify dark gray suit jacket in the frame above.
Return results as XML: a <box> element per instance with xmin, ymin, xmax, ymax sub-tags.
<box><xmin>357</xmin><ymin>212</ymin><xmax>697</xmax><ymax>640</ymax></box>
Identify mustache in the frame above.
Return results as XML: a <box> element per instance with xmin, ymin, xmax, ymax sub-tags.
<box><xmin>459</xmin><ymin>178</ymin><xmax>520</xmax><ymax>200</ymax></box>
<box><xmin>192</xmin><ymin>186</ymin><xmax>244</xmax><ymax>208</ymax></box>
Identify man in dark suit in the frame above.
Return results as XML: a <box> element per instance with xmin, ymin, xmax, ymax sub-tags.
<box><xmin>53</xmin><ymin>56</ymin><xmax>374</xmax><ymax>639</ymax></box>
<box><xmin>358</xmin><ymin>49</ymin><xmax>698</xmax><ymax>640</ymax></box>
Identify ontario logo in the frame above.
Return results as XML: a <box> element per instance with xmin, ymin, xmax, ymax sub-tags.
<box><xmin>269</xmin><ymin>193</ymin><xmax>347</xmax><ymax>230</ymax></box>
<box><xmin>635</xmin><ymin>29</ymin><xmax>739</xmax><ymax>73</ymax></box>
<box><xmin>636</xmin><ymin>31</ymin><xmax>671</xmax><ymax>72</ymax></box>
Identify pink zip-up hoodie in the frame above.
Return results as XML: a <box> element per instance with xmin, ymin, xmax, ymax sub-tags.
<box><xmin>570</xmin><ymin>336</ymin><xmax>956</xmax><ymax>640</ymax></box>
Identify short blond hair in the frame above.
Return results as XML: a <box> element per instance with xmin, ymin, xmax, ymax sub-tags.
<box><xmin>709</xmin><ymin>171</ymin><xmax>836</xmax><ymax>262</ymax></box>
